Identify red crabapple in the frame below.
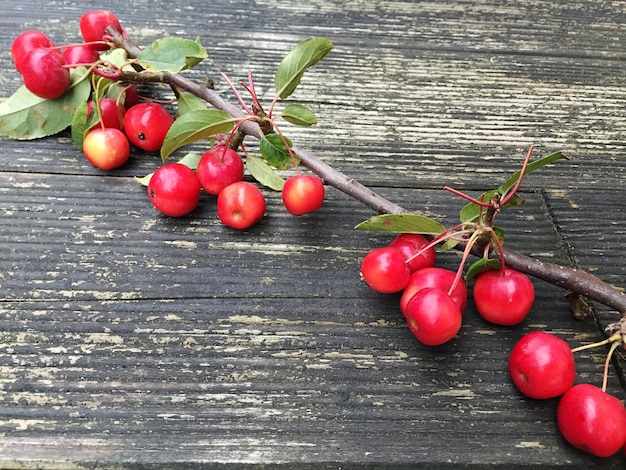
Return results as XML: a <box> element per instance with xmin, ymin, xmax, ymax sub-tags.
<box><xmin>360</xmin><ymin>246</ymin><xmax>411</xmax><ymax>294</ymax></box>
<box><xmin>20</xmin><ymin>47</ymin><xmax>70</xmax><ymax>99</ymax></box>
<box><xmin>196</xmin><ymin>145</ymin><xmax>245</xmax><ymax>195</ymax></box>
<box><xmin>404</xmin><ymin>287</ymin><xmax>462</xmax><ymax>346</ymax></box>
<box><xmin>147</xmin><ymin>163</ymin><xmax>201</xmax><ymax>217</ymax></box>
<box><xmin>388</xmin><ymin>233</ymin><xmax>435</xmax><ymax>273</ymax></box>
<box><xmin>473</xmin><ymin>268</ymin><xmax>535</xmax><ymax>326</ymax></box>
<box><xmin>508</xmin><ymin>331</ymin><xmax>575</xmax><ymax>399</ymax></box>
<box><xmin>282</xmin><ymin>174</ymin><xmax>325</xmax><ymax>216</ymax></box>
<box><xmin>557</xmin><ymin>383</ymin><xmax>626</xmax><ymax>457</ymax></box>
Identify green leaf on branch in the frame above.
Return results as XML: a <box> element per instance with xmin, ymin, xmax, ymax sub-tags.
<box><xmin>259</xmin><ymin>134</ymin><xmax>298</xmax><ymax>170</ymax></box>
<box><xmin>246</xmin><ymin>154</ymin><xmax>286</xmax><ymax>191</ymax></box>
<box><xmin>274</xmin><ymin>37</ymin><xmax>333</xmax><ymax>99</ymax></box>
<box><xmin>0</xmin><ymin>67</ymin><xmax>91</xmax><ymax>140</ymax></box>
<box><xmin>355</xmin><ymin>213</ymin><xmax>445</xmax><ymax>235</ymax></box>
<box><xmin>70</xmin><ymin>99</ymin><xmax>90</xmax><ymax>151</ymax></box>
<box><xmin>135</xmin><ymin>152</ymin><xmax>203</xmax><ymax>186</ymax></box>
<box><xmin>459</xmin><ymin>151</ymin><xmax>567</xmax><ymax>223</ymax></box>
<box><xmin>459</xmin><ymin>190</ymin><xmax>524</xmax><ymax>224</ymax></box>
<box><xmin>498</xmin><ymin>150</ymin><xmax>567</xmax><ymax>196</ymax></box>
<box><xmin>138</xmin><ymin>37</ymin><xmax>207</xmax><ymax>73</ymax></box>
<box><xmin>465</xmin><ymin>258</ymin><xmax>502</xmax><ymax>282</ymax></box>
<box><xmin>177</xmin><ymin>92</ymin><xmax>208</xmax><ymax>115</ymax></box>
<box><xmin>160</xmin><ymin>109</ymin><xmax>235</xmax><ymax>161</ymax></box>
<box><xmin>281</xmin><ymin>103</ymin><xmax>317</xmax><ymax>127</ymax></box>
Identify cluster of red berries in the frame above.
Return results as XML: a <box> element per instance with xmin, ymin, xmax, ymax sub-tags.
<box><xmin>360</xmin><ymin>234</ymin><xmax>535</xmax><ymax>346</ymax></box>
<box><xmin>509</xmin><ymin>331</ymin><xmax>626</xmax><ymax>458</ymax></box>
<box><xmin>10</xmin><ymin>10</ymin><xmax>327</xmax><ymax>231</ymax></box>
<box><xmin>148</xmin><ymin>152</ymin><xmax>324</xmax><ymax>229</ymax></box>
<box><xmin>10</xmin><ymin>10</ymin><xmax>123</xmax><ymax>100</ymax></box>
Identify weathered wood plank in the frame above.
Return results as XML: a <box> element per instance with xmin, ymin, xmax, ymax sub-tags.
<box><xmin>1</xmin><ymin>0</ymin><xmax>626</xmax><ymax>468</ymax></box>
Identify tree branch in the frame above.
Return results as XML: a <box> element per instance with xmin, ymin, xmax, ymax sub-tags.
<box><xmin>108</xmin><ymin>29</ymin><xmax>626</xmax><ymax>317</ymax></box>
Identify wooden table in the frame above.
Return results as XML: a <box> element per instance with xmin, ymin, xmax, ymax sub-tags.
<box><xmin>1</xmin><ymin>1</ymin><xmax>625</xmax><ymax>468</ymax></box>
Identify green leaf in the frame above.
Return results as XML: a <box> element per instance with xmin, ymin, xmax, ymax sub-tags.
<box><xmin>259</xmin><ymin>134</ymin><xmax>297</xmax><ymax>170</ymax></box>
<box><xmin>70</xmin><ymin>99</ymin><xmax>90</xmax><ymax>151</ymax></box>
<box><xmin>100</xmin><ymin>48</ymin><xmax>133</xmax><ymax>71</ymax></box>
<box><xmin>0</xmin><ymin>67</ymin><xmax>91</xmax><ymax>140</ymax></box>
<box><xmin>459</xmin><ymin>151</ymin><xmax>567</xmax><ymax>223</ymax></box>
<box><xmin>459</xmin><ymin>190</ymin><xmax>527</xmax><ymax>224</ymax></box>
<box><xmin>135</xmin><ymin>152</ymin><xmax>203</xmax><ymax>186</ymax></box>
<box><xmin>138</xmin><ymin>37</ymin><xmax>207</xmax><ymax>73</ymax></box>
<box><xmin>160</xmin><ymin>109</ymin><xmax>235</xmax><ymax>161</ymax></box>
<box><xmin>499</xmin><ymin>151</ymin><xmax>568</xmax><ymax>196</ymax></box>
<box><xmin>274</xmin><ymin>37</ymin><xmax>333</xmax><ymax>99</ymax></box>
<box><xmin>459</xmin><ymin>190</ymin><xmax>495</xmax><ymax>223</ymax></box>
<box><xmin>177</xmin><ymin>92</ymin><xmax>208</xmax><ymax>115</ymax></box>
<box><xmin>355</xmin><ymin>213</ymin><xmax>445</xmax><ymax>235</ymax></box>
<box><xmin>281</xmin><ymin>103</ymin><xmax>317</xmax><ymax>127</ymax></box>
<box><xmin>465</xmin><ymin>258</ymin><xmax>502</xmax><ymax>282</ymax></box>
<box><xmin>246</xmin><ymin>154</ymin><xmax>286</xmax><ymax>191</ymax></box>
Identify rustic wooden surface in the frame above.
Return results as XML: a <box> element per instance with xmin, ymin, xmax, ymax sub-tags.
<box><xmin>1</xmin><ymin>0</ymin><xmax>626</xmax><ymax>468</ymax></box>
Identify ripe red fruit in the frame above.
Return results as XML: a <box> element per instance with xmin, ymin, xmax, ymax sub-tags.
<box><xmin>404</xmin><ymin>287</ymin><xmax>462</xmax><ymax>346</ymax></box>
<box><xmin>20</xmin><ymin>47</ymin><xmax>70</xmax><ymax>99</ymax></box>
<box><xmin>557</xmin><ymin>384</ymin><xmax>626</xmax><ymax>457</ymax></box>
<box><xmin>217</xmin><ymin>181</ymin><xmax>266</xmax><ymax>230</ymax></box>
<box><xmin>82</xmin><ymin>128</ymin><xmax>130</xmax><ymax>170</ymax></box>
<box><xmin>388</xmin><ymin>233</ymin><xmax>435</xmax><ymax>273</ymax></box>
<box><xmin>508</xmin><ymin>332</ymin><xmax>575</xmax><ymax>399</ymax></box>
<box><xmin>400</xmin><ymin>267</ymin><xmax>467</xmax><ymax>316</ymax></box>
<box><xmin>196</xmin><ymin>145</ymin><xmax>245</xmax><ymax>195</ymax></box>
<box><xmin>123</xmin><ymin>103</ymin><xmax>174</xmax><ymax>152</ymax></box>
<box><xmin>61</xmin><ymin>44</ymin><xmax>100</xmax><ymax>67</ymax></box>
<box><xmin>147</xmin><ymin>163</ymin><xmax>201</xmax><ymax>217</ymax></box>
<box><xmin>360</xmin><ymin>246</ymin><xmax>411</xmax><ymax>294</ymax></box>
<box><xmin>473</xmin><ymin>268</ymin><xmax>535</xmax><ymax>326</ymax></box>
<box><xmin>281</xmin><ymin>174</ymin><xmax>325</xmax><ymax>216</ymax></box>
<box><xmin>11</xmin><ymin>29</ymin><xmax>55</xmax><ymax>74</ymax></box>
<box><xmin>87</xmin><ymin>98</ymin><xmax>126</xmax><ymax>131</ymax></box>
<box><xmin>79</xmin><ymin>10</ymin><xmax>124</xmax><ymax>51</ymax></box>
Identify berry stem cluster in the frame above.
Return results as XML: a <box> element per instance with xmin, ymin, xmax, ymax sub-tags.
<box><xmin>106</xmin><ymin>27</ymin><xmax>626</xmax><ymax>321</ymax></box>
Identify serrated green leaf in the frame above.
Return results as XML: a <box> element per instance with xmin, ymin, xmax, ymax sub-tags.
<box><xmin>355</xmin><ymin>213</ymin><xmax>445</xmax><ymax>235</ymax></box>
<box><xmin>281</xmin><ymin>103</ymin><xmax>317</xmax><ymax>127</ymax></box>
<box><xmin>275</xmin><ymin>37</ymin><xmax>333</xmax><ymax>99</ymax></box>
<box><xmin>177</xmin><ymin>92</ymin><xmax>208</xmax><ymax>115</ymax></box>
<box><xmin>259</xmin><ymin>134</ymin><xmax>297</xmax><ymax>170</ymax></box>
<box><xmin>246</xmin><ymin>154</ymin><xmax>286</xmax><ymax>191</ymax></box>
<box><xmin>135</xmin><ymin>152</ymin><xmax>203</xmax><ymax>187</ymax></box>
<box><xmin>465</xmin><ymin>258</ymin><xmax>502</xmax><ymax>282</ymax></box>
<box><xmin>0</xmin><ymin>67</ymin><xmax>91</xmax><ymax>140</ymax></box>
<box><xmin>160</xmin><ymin>109</ymin><xmax>235</xmax><ymax>161</ymax></box>
<box><xmin>138</xmin><ymin>37</ymin><xmax>207</xmax><ymax>73</ymax></box>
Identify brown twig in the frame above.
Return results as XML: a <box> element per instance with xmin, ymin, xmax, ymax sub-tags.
<box><xmin>107</xmin><ymin>28</ymin><xmax>626</xmax><ymax>317</ymax></box>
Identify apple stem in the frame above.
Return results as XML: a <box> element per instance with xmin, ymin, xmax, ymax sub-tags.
<box><xmin>448</xmin><ymin>230</ymin><xmax>481</xmax><ymax>298</ymax></box>
<box><xmin>443</xmin><ymin>186</ymin><xmax>492</xmax><ymax>208</ymax></box>
<box><xmin>403</xmin><ymin>225</ymin><xmax>473</xmax><ymax>267</ymax></box>
<box><xmin>220</xmin><ymin>72</ymin><xmax>254</xmax><ymax>115</ymax></box>
<box><xmin>500</xmin><ymin>145</ymin><xmax>534</xmax><ymax>207</ymax></box>
<box><xmin>570</xmin><ymin>332</ymin><xmax>622</xmax><ymax>353</ymax></box>
<box><xmin>601</xmin><ymin>340</ymin><xmax>621</xmax><ymax>393</ymax></box>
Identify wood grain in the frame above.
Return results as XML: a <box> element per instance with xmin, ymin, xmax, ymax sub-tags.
<box><xmin>0</xmin><ymin>0</ymin><xmax>625</xmax><ymax>468</ymax></box>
